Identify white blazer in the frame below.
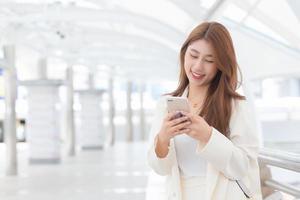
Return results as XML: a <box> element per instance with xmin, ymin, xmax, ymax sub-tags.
<box><xmin>147</xmin><ymin>90</ymin><xmax>263</xmax><ymax>200</ymax></box>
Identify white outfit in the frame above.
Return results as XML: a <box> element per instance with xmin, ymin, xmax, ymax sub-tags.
<box><xmin>180</xmin><ymin>176</ymin><xmax>206</xmax><ymax>200</ymax></box>
<box><xmin>175</xmin><ymin>134</ymin><xmax>207</xmax><ymax>200</ymax></box>
<box><xmin>147</xmin><ymin>86</ymin><xmax>263</xmax><ymax>200</ymax></box>
<box><xmin>174</xmin><ymin>134</ymin><xmax>207</xmax><ymax>178</ymax></box>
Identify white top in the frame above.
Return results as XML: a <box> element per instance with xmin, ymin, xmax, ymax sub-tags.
<box><xmin>147</xmin><ymin>89</ymin><xmax>263</xmax><ymax>199</ymax></box>
<box><xmin>173</xmin><ymin>86</ymin><xmax>206</xmax><ymax>178</ymax></box>
<box><xmin>174</xmin><ymin>134</ymin><xmax>207</xmax><ymax>178</ymax></box>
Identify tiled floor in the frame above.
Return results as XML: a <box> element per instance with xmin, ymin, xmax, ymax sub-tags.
<box><xmin>1</xmin><ymin>141</ymin><xmax>299</xmax><ymax>200</ymax></box>
<box><xmin>0</xmin><ymin>142</ymin><xmax>150</xmax><ymax>200</ymax></box>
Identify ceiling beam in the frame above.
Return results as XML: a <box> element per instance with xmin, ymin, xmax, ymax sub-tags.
<box><xmin>203</xmin><ymin>0</ymin><xmax>230</xmax><ymax>21</ymax></box>
<box><xmin>286</xmin><ymin>0</ymin><xmax>300</xmax><ymax>22</ymax></box>
<box><xmin>233</xmin><ymin>0</ymin><xmax>300</xmax><ymax>48</ymax></box>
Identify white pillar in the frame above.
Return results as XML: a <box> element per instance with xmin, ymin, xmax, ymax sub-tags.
<box><xmin>107</xmin><ymin>77</ymin><xmax>115</xmax><ymax>146</ymax></box>
<box><xmin>77</xmin><ymin>90</ymin><xmax>104</xmax><ymax>150</ymax></box>
<box><xmin>66</xmin><ymin>66</ymin><xmax>75</xmax><ymax>156</ymax></box>
<box><xmin>37</xmin><ymin>58</ymin><xmax>47</xmax><ymax>79</ymax></box>
<box><xmin>88</xmin><ymin>72</ymin><xmax>95</xmax><ymax>90</ymax></box>
<box><xmin>3</xmin><ymin>45</ymin><xmax>17</xmax><ymax>175</ymax></box>
<box><xmin>24</xmin><ymin>81</ymin><xmax>61</xmax><ymax>164</ymax></box>
<box><xmin>126</xmin><ymin>81</ymin><xmax>133</xmax><ymax>142</ymax></box>
<box><xmin>139</xmin><ymin>82</ymin><xmax>146</xmax><ymax>141</ymax></box>
<box><xmin>287</xmin><ymin>78</ymin><xmax>299</xmax><ymax>97</ymax></box>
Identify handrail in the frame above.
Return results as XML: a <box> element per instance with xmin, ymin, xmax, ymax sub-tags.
<box><xmin>258</xmin><ymin>148</ymin><xmax>300</xmax><ymax>198</ymax></box>
<box><xmin>264</xmin><ymin>179</ymin><xmax>300</xmax><ymax>198</ymax></box>
<box><xmin>259</xmin><ymin>148</ymin><xmax>300</xmax><ymax>172</ymax></box>
<box><xmin>260</xmin><ymin>148</ymin><xmax>300</xmax><ymax>162</ymax></box>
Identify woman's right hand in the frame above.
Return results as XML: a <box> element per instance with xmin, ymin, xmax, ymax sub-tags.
<box><xmin>157</xmin><ymin>111</ymin><xmax>191</xmax><ymax>145</ymax></box>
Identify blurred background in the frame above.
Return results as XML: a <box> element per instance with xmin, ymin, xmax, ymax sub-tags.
<box><xmin>0</xmin><ymin>0</ymin><xmax>299</xmax><ymax>199</ymax></box>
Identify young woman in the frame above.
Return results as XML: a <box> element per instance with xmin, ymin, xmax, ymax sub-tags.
<box><xmin>147</xmin><ymin>22</ymin><xmax>262</xmax><ymax>200</ymax></box>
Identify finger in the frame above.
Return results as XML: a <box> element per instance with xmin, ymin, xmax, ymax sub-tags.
<box><xmin>173</xmin><ymin>128</ymin><xmax>190</xmax><ymax>136</ymax></box>
<box><xmin>173</xmin><ymin>111</ymin><xmax>191</xmax><ymax>121</ymax></box>
<box><xmin>169</xmin><ymin>116</ymin><xmax>189</xmax><ymax>126</ymax></box>
<box><xmin>172</xmin><ymin>120</ymin><xmax>192</xmax><ymax>132</ymax></box>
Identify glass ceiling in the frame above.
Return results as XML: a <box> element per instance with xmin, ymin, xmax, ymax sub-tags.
<box><xmin>0</xmin><ymin>0</ymin><xmax>299</xmax><ymax>47</ymax></box>
<box><xmin>0</xmin><ymin>0</ymin><xmax>299</xmax><ymax>81</ymax></box>
<box><xmin>222</xmin><ymin>0</ymin><xmax>300</xmax><ymax>49</ymax></box>
<box><xmin>0</xmin><ymin>0</ymin><xmax>298</xmax><ymax>47</ymax></box>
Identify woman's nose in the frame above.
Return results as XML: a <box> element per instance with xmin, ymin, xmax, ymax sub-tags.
<box><xmin>193</xmin><ymin>59</ymin><xmax>204</xmax><ymax>70</ymax></box>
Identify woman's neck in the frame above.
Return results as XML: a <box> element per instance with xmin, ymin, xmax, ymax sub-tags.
<box><xmin>188</xmin><ymin>84</ymin><xmax>208</xmax><ymax>102</ymax></box>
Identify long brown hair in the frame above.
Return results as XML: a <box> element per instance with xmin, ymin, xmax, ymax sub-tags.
<box><xmin>167</xmin><ymin>22</ymin><xmax>245</xmax><ymax>137</ymax></box>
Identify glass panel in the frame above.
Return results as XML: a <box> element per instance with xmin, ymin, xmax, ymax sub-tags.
<box><xmin>223</xmin><ymin>3</ymin><xmax>248</xmax><ymax>22</ymax></box>
<box><xmin>254</xmin><ymin>77</ymin><xmax>300</xmax><ymax>153</ymax></box>
<box><xmin>244</xmin><ymin>16</ymin><xmax>290</xmax><ymax>45</ymax></box>
<box><xmin>256</xmin><ymin>0</ymin><xmax>300</xmax><ymax>46</ymax></box>
<box><xmin>200</xmin><ymin>0</ymin><xmax>218</xmax><ymax>9</ymax></box>
<box><xmin>258</xmin><ymin>0</ymin><xmax>300</xmax><ymax>32</ymax></box>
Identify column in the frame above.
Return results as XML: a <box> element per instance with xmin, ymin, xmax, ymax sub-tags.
<box><xmin>88</xmin><ymin>71</ymin><xmax>95</xmax><ymax>90</ymax></box>
<box><xmin>76</xmin><ymin>90</ymin><xmax>104</xmax><ymax>150</ymax></box>
<box><xmin>3</xmin><ymin>45</ymin><xmax>17</xmax><ymax>175</ymax></box>
<box><xmin>66</xmin><ymin>66</ymin><xmax>75</xmax><ymax>156</ymax></box>
<box><xmin>139</xmin><ymin>82</ymin><xmax>146</xmax><ymax>141</ymax></box>
<box><xmin>126</xmin><ymin>81</ymin><xmax>133</xmax><ymax>142</ymax></box>
<box><xmin>23</xmin><ymin>80</ymin><xmax>62</xmax><ymax>164</ymax></box>
<box><xmin>107</xmin><ymin>77</ymin><xmax>115</xmax><ymax>146</ymax></box>
<box><xmin>37</xmin><ymin>58</ymin><xmax>47</xmax><ymax>79</ymax></box>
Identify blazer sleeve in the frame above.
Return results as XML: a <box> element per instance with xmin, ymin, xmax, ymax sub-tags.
<box><xmin>147</xmin><ymin>96</ymin><xmax>176</xmax><ymax>176</ymax></box>
<box><xmin>195</xmin><ymin>99</ymin><xmax>261</xmax><ymax>180</ymax></box>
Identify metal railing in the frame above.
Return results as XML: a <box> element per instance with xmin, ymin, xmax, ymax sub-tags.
<box><xmin>259</xmin><ymin>148</ymin><xmax>300</xmax><ymax>198</ymax></box>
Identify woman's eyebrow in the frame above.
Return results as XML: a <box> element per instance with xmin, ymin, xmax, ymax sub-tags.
<box><xmin>190</xmin><ymin>48</ymin><xmax>200</xmax><ymax>54</ymax></box>
<box><xmin>190</xmin><ymin>48</ymin><xmax>214</xmax><ymax>57</ymax></box>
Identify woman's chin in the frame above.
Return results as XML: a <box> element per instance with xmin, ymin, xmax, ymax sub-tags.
<box><xmin>188</xmin><ymin>75</ymin><xmax>202</xmax><ymax>82</ymax></box>
<box><xmin>188</xmin><ymin>78</ymin><xmax>210</xmax><ymax>88</ymax></box>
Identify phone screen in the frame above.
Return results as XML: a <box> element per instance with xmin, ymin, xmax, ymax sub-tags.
<box><xmin>166</xmin><ymin>97</ymin><xmax>190</xmax><ymax>114</ymax></box>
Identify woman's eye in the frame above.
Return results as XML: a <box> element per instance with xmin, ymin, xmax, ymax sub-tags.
<box><xmin>190</xmin><ymin>54</ymin><xmax>198</xmax><ymax>58</ymax></box>
<box><xmin>205</xmin><ymin>60</ymin><xmax>214</xmax><ymax>63</ymax></box>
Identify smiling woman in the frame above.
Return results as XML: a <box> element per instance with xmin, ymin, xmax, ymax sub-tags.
<box><xmin>147</xmin><ymin>22</ymin><xmax>263</xmax><ymax>200</ymax></box>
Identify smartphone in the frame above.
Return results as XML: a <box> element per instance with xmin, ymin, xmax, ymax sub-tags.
<box><xmin>166</xmin><ymin>96</ymin><xmax>190</xmax><ymax>119</ymax></box>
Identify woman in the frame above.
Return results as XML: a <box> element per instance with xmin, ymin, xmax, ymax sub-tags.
<box><xmin>147</xmin><ymin>22</ymin><xmax>262</xmax><ymax>200</ymax></box>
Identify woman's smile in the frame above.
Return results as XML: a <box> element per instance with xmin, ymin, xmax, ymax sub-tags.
<box><xmin>190</xmin><ymin>70</ymin><xmax>205</xmax><ymax>80</ymax></box>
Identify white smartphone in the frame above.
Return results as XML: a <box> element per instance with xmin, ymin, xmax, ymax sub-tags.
<box><xmin>166</xmin><ymin>96</ymin><xmax>190</xmax><ymax>119</ymax></box>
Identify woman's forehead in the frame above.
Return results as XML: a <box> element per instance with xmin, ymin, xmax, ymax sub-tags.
<box><xmin>188</xmin><ymin>39</ymin><xmax>215</xmax><ymax>55</ymax></box>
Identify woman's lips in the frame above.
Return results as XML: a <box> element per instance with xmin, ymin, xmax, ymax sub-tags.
<box><xmin>191</xmin><ymin>71</ymin><xmax>205</xmax><ymax>80</ymax></box>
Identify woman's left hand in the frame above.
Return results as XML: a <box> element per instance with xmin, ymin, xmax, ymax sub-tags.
<box><xmin>181</xmin><ymin>111</ymin><xmax>213</xmax><ymax>143</ymax></box>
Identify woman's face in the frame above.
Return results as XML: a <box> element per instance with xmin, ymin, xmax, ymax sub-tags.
<box><xmin>184</xmin><ymin>39</ymin><xmax>218</xmax><ymax>88</ymax></box>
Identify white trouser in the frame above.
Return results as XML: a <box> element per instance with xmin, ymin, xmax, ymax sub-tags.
<box><xmin>180</xmin><ymin>176</ymin><xmax>206</xmax><ymax>200</ymax></box>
